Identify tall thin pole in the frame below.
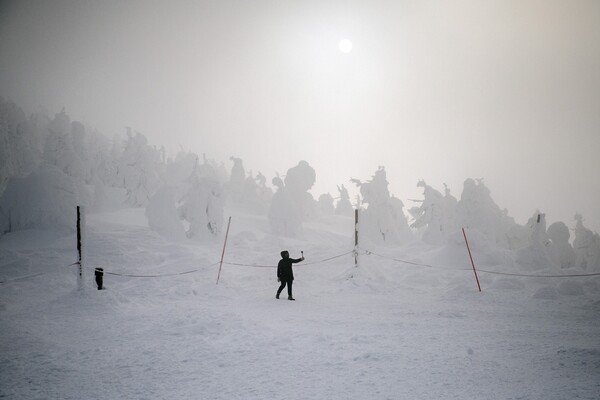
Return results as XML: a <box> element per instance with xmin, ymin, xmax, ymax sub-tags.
<box><xmin>216</xmin><ymin>216</ymin><xmax>232</xmax><ymax>285</ymax></box>
<box><xmin>76</xmin><ymin>206</ymin><xmax>85</xmax><ymax>291</ymax></box>
<box><xmin>354</xmin><ymin>209</ymin><xmax>359</xmax><ymax>267</ymax></box>
<box><xmin>462</xmin><ymin>227</ymin><xmax>481</xmax><ymax>292</ymax></box>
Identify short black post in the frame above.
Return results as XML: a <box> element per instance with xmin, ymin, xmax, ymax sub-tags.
<box><xmin>95</xmin><ymin>268</ymin><xmax>104</xmax><ymax>290</ymax></box>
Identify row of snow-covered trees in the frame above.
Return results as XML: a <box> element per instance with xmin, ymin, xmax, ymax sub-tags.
<box><xmin>0</xmin><ymin>99</ymin><xmax>341</xmax><ymax>241</ymax></box>
<box><xmin>0</xmin><ymin>99</ymin><xmax>219</xmax><ymax>238</ymax></box>
<box><xmin>1</xmin><ymin>98</ymin><xmax>599</xmax><ymax>271</ymax></box>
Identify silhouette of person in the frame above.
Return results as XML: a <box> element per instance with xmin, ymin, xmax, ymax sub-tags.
<box><xmin>276</xmin><ymin>250</ymin><xmax>304</xmax><ymax>300</ymax></box>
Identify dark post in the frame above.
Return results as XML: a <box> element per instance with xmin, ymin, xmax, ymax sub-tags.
<box><xmin>76</xmin><ymin>206</ymin><xmax>84</xmax><ymax>291</ymax></box>
<box><xmin>95</xmin><ymin>268</ymin><xmax>104</xmax><ymax>290</ymax></box>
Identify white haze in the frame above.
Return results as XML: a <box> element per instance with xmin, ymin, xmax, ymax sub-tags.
<box><xmin>0</xmin><ymin>0</ymin><xmax>599</xmax><ymax>231</ymax></box>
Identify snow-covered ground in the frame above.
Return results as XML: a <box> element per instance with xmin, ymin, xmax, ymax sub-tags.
<box><xmin>1</xmin><ymin>208</ymin><xmax>599</xmax><ymax>399</ymax></box>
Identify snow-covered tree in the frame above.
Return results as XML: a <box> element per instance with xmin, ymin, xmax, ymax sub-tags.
<box><xmin>243</xmin><ymin>171</ymin><xmax>272</xmax><ymax>214</ymax></box>
<box><xmin>0</xmin><ymin>164</ymin><xmax>77</xmax><ymax>235</ymax></box>
<box><xmin>118</xmin><ymin>129</ymin><xmax>163</xmax><ymax>207</ymax></box>
<box><xmin>146</xmin><ymin>186</ymin><xmax>186</xmax><ymax>241</ymax></box>
<box><xmin>318</xmin><ymin>193</ymin><xmax>335</xmax><ymax>215</ymax></box>
<box><xmin>254</xmin><ymin>171</ymin><xmax>273</xmax><ymax>213</ymax></box>
<box><xmin>410</xmin><ymin>181</ymin><xmax>448</xmax><ymax>244</ymax></box>
<box><xmin>225</xmin><ymin>158</ymin><xmax>271</xmax><ymax>214</ymax></box>
<box><xmin>573</xmin><ymin>214</ymin><xmax>600</xmax><ymax>271</ymax></box>
<box><xmin>456</xmin><ymin>178</ymin><xmax>523</xmax><ymax>249</ymax></box>
<box><xmin>227</xmin><ymin>156</ymin><xmax>245</xmax><ymax>203</ymax></box>
<box><xmin>442</xmin><ymin>184</ymin><xmax>458</xmax><ymax>234</ymax></box>
<box><xmin>268</xmin><ymin>161</ymin><xmax>318</xmax><ymax>237</ymax></box>
<box><xmin>335</xmin><ymin>184</ymin><xmax>353</xmax><ymax>216</ymax></box>
<box><xmin>0</xmin><ymin>99</ymin><xmax>46</xmax><ymax>194</ymax></box>
<box><xmin>547</xmin><ymin>221</ymin><xmax>576</xmax><ymax>269</ymax></box>
<box><xmin>353</xmin><ymin>166</ymin><xmax>411</xmax><ymax>245</ymax></box>
<box><xmin>268</xmin><ymin>175</ymin><xmax>302</xmax><ymax>237</ymax></box>
<box><xmin>515</xmin><ymin>212</ymin><xmax>558</xmax><ymax>270</ymax></box>
<box><xmin>177</xmin><ymin>157</ymin><xmax>225</xmax><ymax>241</ymax></box>
<box><xmin>43</xmin><ymin>111</ymin><xmax>90</xmax><ymax>207</ymax></box>
<box><xmin>284</xmin><ymin>160</ymin><xmax>318</xmax><ymax>221</ymax></box>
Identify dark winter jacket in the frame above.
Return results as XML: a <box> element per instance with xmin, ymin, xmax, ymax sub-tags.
<box><xmin>277</xmin><ymin>257</ymin><xmax>302</xmax><ymax>281</ymax></box>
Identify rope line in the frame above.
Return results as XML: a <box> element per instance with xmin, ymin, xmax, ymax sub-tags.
<box><xmin>298</xmin><ymin>251</ymin><xmax>354</xmax><ymax>266</ymax></box>
<box><xmin>475</xmin><ymin>269</ymin><xmax>600</xmax><ymax>278</ymax></box>
<box><xmin>0</xmin><ymin>272</ymin><xmax>47</xmax><ymax>284</ymax></box>
<box><xmin>0</xmin><ymin>261</ymin><xmax>82</xmax><ymax>284</ymax></box>
<box><xmin>223</xmin><ymin>250</ymin><xmax>354</xmax><ymax>268</ymax></box>
<box><xmin>359</xmin><ymin>247</ymin><xmax>455</xmax><ymax>270</ymax></box>
<box><xmin>359</xmin><ymin>246</ymin><xmax>600</xmax><ymax>278</ymax></box>
<box><xmin>92</xmin><ymin>262</ymin><xmax>220</xmax><ymax>278</ymax></box>
<box><xmin>3</xmin><ymin>249</ymin><xmax>599</xmax><ymax>283</ymax></box>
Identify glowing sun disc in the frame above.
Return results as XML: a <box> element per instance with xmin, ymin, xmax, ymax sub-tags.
<box><xmin>338</xmin><ymin>39</ymin><xmax>353</xmax><ymax>53</ymax></box>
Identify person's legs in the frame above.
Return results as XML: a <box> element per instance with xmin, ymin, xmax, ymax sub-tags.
<box><xmin>287</xmin><ymin>280</ymin><xmax>293</xmax><ymax>299</ymax></box>
<box><xmin>276</xmin><ymin>281</ymin><xmax>286</xmax><ymax>298</ymax></box>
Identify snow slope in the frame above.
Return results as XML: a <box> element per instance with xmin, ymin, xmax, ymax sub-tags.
<box><xmin>1</xmin><ymin>208</ymin><xmax>599</xmax><ymax>399</ymax></box>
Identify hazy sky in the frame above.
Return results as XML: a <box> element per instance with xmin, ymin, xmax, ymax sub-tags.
<box><xmin>1</xmin><ymin>0</ymin><xmax>599</xmax><ymax>231</ymax></box>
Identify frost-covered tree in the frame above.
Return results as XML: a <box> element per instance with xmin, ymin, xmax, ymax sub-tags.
<box><xmin>225</xmin><ymin>158</ymin><xmax>271</xmax><ymax>214</ymax></box>
<box><xmin>268</xmin><ymin>175</ymin><xmax>302</xmax><ymax>237</ymax></box>
<box><xmin>410</xmin><ymin>181</ymin><xmax>448</xmax><ymax>244</ymax></box>
<box><xmin>254</xmin><ymin>171</ymin><xmax>273</xmax><ymax>213</ymax></box>
<box><xmin>335</xmin><ymin>184</ymin><xmax>353</xmax><ymax>216</ymax></box>
<box><xmin>147</xmin><ymin>151</ymin><xmax>223</xmax><ymax>241</ymax></box>
<box><xmin>242</xmin><ymin>170</ymin><xmax>272</xmax><ymax>214</ymax></box>
<box><xmin>516</xmin><ymin>212</ymin><xmax>558</xmax><ymax>270</ymax></box>
<box><xmin>164</xmin><ymin>151</ymin><xmax>198</xmax><ymax>184</ymax></box>
<box><xmin>0</xmin><ymin>164</ymin><xmax>76</xmax><ymax>235</ymax></box>
<box><xmin>146</xmin><ymin>186</ymin><xmax>186</xmax><ymax>241</ymax></box>
<box><xmin>353</xmin><ymin>166</ymin><xmax>411</xmax><ymax>245</ymax></box>
<box><xmin>456</xmin><ymin>178</ymin><xmax>523</xmax><ymax>249</ymax></box>
<box><xmin>318</xmin><ymin>193</ymin><xmax>335</xmax><ymax>215</ymax></box>
<box><xmin>43</xmin><ymin>111</ymin><xmax>90</xmax><ymax>207</ymax></box>
<box><xmin>118</xmin><ymin>129</ymin><xmax>163</xmax><ymax>207</ymax></box>
<box><xmin>547</xmin><ymin>221</ymin><xmax>576</xmax><ymax>269</ymax></box>
<box><xmin>573</xmin><ymin>214</ymin><xmax>600</xmax><ymax>271</ymax></box>
<box><xmin>0</xmin><ymin>99</ymin><xmax>46</xmax><ymax>194</ymax></box>
<box><xmin>268</xmin><ymin>161</ymin><xmax>317</xmax><ymax>237</ymax></box>
<box><xmin>177</xmin><ymin>157</ymin><xmax>225</xmax><ymax>240</ymax></box>
<box><xmin>442</xmin><ymin>184</ymin><xmax>458</xmax><ymax>234</ymax></box>
<box><xmin>228</xmin><ymin>156</ymin><xmax>245</xmax><ymax>203</ymax></box>
<box><xmin>70</xmin><ymin>121</ymin><xmax>93</xmax><ymax>183</ymax></box>
<box><xmin>284</xmin><ymin>160</ymin><xmax>318</xmax><ymax>221</ymax></box>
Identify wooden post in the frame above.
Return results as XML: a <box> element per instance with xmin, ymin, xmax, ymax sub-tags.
<box><xmin>76</xmin><ymin>206</ymin><xmax>85</xmax><ymax>291</ymax></box>
<box><xmin>462</xmin><ymin>227</ymin><xmax>481</xmax><ymax>292</ymax></box>
<box><xmin>216</xmin><ymin>216</ymin><xmax>232</xmax><ymax>285</ymax></box>
<box><xmin>354</xmin><ymin>209</ymin><xmax>359</xmax><ymax>267</ymax></box>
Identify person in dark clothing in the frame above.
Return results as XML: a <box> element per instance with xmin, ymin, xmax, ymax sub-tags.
<box><xmin>276</xmin><ymin>250</ymin><xmax>304</xmax><ymax>300</ymax></box>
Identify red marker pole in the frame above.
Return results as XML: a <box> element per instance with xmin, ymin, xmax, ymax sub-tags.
<box><xmin>462</xmin><ymin>227</ymin><xmax>482</xmax><ymax>292</ymax></box>
<box><xmin>216</xmin><ymin>216</ymin><xmax>232</xmax><ymax>285</ymax></box>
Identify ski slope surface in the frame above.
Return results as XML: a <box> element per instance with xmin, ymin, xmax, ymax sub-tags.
<box><xmin>1</xmin><ymin>208</ymin><xmax>599</xmax><ymax>399</ymax></box>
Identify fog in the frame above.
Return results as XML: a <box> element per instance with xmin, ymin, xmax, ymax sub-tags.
<box><xmin>1</xmin><ymin>0</ymin><xmax>599</xmax><ymax>231</ymax></box>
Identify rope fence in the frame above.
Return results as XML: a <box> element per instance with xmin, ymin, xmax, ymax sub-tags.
<box><xmin>99</xmin><ymin>262</ymin><xmax>221</xmax><ymax>278</ymax></box>
<box><xmin>0</xmin><ymin>261</ymin><xmax>81</xmax><ymax>284</ymax></box>
<box><xmin>222</xmin><ymin>250</ymin><xmax>354</xmax><ymax>269</ymax></box>
<box><xmin>3</xmin><ymin>247</ymin><xmax>600</xmax><ymax>286</ymax></box>
<box><xmin>358</xmin><ymin>246</ymin><xmax>600</xmax><ymax>278</ymax></box>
